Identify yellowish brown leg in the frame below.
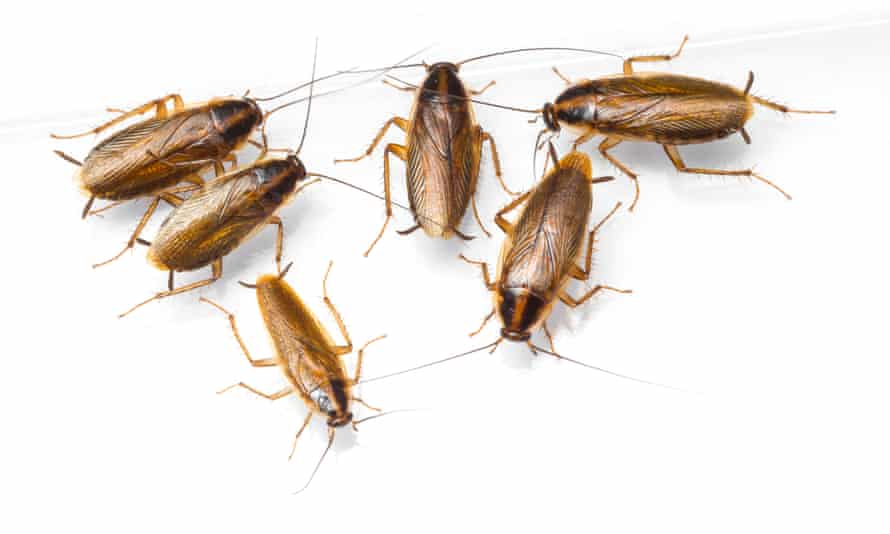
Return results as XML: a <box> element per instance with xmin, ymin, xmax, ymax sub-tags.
<box><xmin>51</xmin><ymin>94</ymin><xmax>184</xmax><ymax>139</ymax></box>
<box><xmin>494</xmin><ymin>190</ymin><xmax>532</xmax><ymax>234</ymax></box>
<box><xmin>334</xmin><ymin>117</ymin><xmax>408</xmax><ymax>164</ymax></box>
<box><xmin>570</xmin><ymin>201</ymin><xmax>622</xmax><ymax>281</ymax></box>
<box><xmin>383</xmin><ymin>79</ymin><xmax>416</xmax><ymax>92</ymax></box>
<box><xmin>217</xmin><ymin>383</ymin><xmax>292</xmax><ymax>400</ymax></box>
<box><xmin>481</xmin><ymin>130</ymin><xmax>516</xmax><ymax>196</ymax></box>
<box><xmin>200</xmin><ymin>297</ymin><xmax>277</xmax><ymax>367</ymax></box>
<box><xmin>53</xmin><ymin>150</ymin><xmax>82</xmax><ymax>167</ymax></box>
<box><xmin>552</xmin><ymin>66</ymin><xmax>572</xmax><ymax>85</ymax></box>
<box><xmin>119</xmin><ymin>260</ymin><xmax>223</xmax><ymax>318</ymax></box>
<box><xmin>352</xmin><ymin>397</ymin><xmax>381</xmax><ymax>413</ymax></box>
<box><xmin>321</xmin><ymin>261</ymin><xmax>353</xmax><ymax>356</ymax></box>
<box><xmin>469</xmin><ymin>308</ymin><xmax>496</xmax><ymax>338</ymax></box>
<box><xmin>352</xmin><ymin>335</ymin><xmax>387</xmax><ymax>384</ymax></box>
<box><xmin>92</xmin><ymin>197</ymin><xmax>162</xmax><ymax>269</ymax></box>
<box><xmin>363</xmin><ymin>143</ymin><xmax>407</xmax><ymax>257</ymax></box>
<box><xmin>559</xmin><ymin>284</ymin><xmax>632</xmax><ymax>308</ymax></box>
<box><xmin>470</xmin><ymin>80</ymin><xmax>496</xmax><ymax>96</ymax></box>
<box><xmin>81</xmin><ymin>196</ymin><xmax>96</xmax><ymax>220</ymax></box>
<box><xmin>458</xmin><ymin>254</ymin><xmax>495</xmax><ymax>290</ymax></box>
<box><xmin>623</xmin><ymin>35</ymin><xmax>688</xmax><ymax>75</ymax></box>
<box><xmin>749</xmin><ymin>95</ymin><xmax>835</xmax><ymax>115</ymax></box>
<box><xmin>542</xmin><ymin>321</ymin><xmax>556</xmax><ymax>353</ymax></box>
<box><xmin>470</xmin><ymin>193</ymin><xmax>492</xmax><ymax>238</ymax></box>
<box><xmin>599</xmin><ymin>137</ymin><xmax>641</xmax><ymax>211</ymax></box>
<box><xmin>288</xmin><ymin>412</ymin><xmax>315</xmax><ymax>461</ymax></box>
<box><xmin>661</xmin><ymin>144</ymin><xmax>792</xmax><ymax>200</ymax></box>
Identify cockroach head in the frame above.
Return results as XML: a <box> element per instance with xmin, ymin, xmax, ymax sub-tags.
<box><xmin>426</xmin><ymin>61</ymin><xmax>460</xmax><ymax>73</ymax></box>
<box><xmin>285</xmin><ymin>153</ymin><xmax>308</xmax><ymax>181</ymax></box>
<box><xmin>542</xmin><ymin>102</ymin><xmax>560</xmax><ymax>132</ymax></box>
<box><xmin>327</xmin><ymin>411</ymin><xmax>353</xmax><ymax>428</ymax></box>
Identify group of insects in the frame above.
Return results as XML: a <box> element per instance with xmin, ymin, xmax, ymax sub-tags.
<box><xmin>52</xmin><ymin>37</ymin><xmax>833</xmax><ymax>492</ymax></box>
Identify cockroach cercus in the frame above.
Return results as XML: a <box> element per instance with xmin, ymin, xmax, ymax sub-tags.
<box><xmin>335</xmin><ymin>46</ymin><xmax>622</xmax><ymax>256</ymax></box>
<box><xmin>536</xmin><ymin>35</ymin><xmax>835</xmax><ymax>210</ymax></box>
<box><xmin>202</xmin><ymin>261</ymin><xmax>388</xmax><ymax>493</ymax></box>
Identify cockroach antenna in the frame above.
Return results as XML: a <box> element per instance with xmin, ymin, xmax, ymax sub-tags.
<box><xmin>356</xmin><ymin>341</ymin><xmax>501</xmax><ymax>385</ymax></box>
<box><xmin>293</xmin><ymin>428</ymin><xmax>335</xmax><ymax>495</ymax></box>
<box><xmin>295</xmin><ymin>37</ymin><xmax>320</xmax><ymax>156</ymax></box>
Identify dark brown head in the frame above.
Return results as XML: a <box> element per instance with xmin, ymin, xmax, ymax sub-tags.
<box><xmin>210</xmin><ymin>97</ymin><xmax>264</xmax><ymax>147</ymax></box>
<box><xmin>496</xmin><ymin>288</ymin><xmax>550</xmax><ymax>342</ymax></box>
<box><xmin>541</xmin><ymin>102</ymin><xmax>560</xmax><ymax>132</ymax></box>
<box><xmin>254</xmin><ymin>153</ymin><xmax>307</xmax><ymax>204</ymax></box>
<box><xmin>322</xmin><ymin>378</ymin><xmax>354</xmax><ymax>428</ymax></box>
<box><xmin>421</xmin><ymin>62</ymin><xmax>468</xmax><ymax>102</ymax></box>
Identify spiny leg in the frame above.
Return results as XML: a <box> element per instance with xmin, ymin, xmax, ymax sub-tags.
<box><xmin>469</xmin><ymin>308</ymin><xmax>496</xmax><ymax>338</ymax></box>
<box><xmin>363</xmin><ymin>143</ymin><xmax>406</xmax><ymax>257</ymax></box>
<box><xmin>352</xmin><ymin>397</ymin><xmax>381</xmax><ymax>413</ymax></box>
<box><xmin>92</xmin><ymin>197</ymin><xmax>162</xmax><ymax>269</ymax></box>
<box><xmin>661</xmin><ymin>144</ymin><xmax>791</xmax><ymax>200</ymax></box>
<box><xmin>470</xmin><ymin>80</ymin><xmax>496</xmax><ymax>96</ymax></box>
<box><xmin>266</xmin><ymin>216</ymin><xmax>285</xmax><ymax>274</ymax></box>
<box><xmin>119</xmin><ymin>260</ymin><xmax>223</xmax><ymax>318</ymax></box>
<box><xmin>623</xmin><ymin>35</ymin><xmax>688</xmax><ymax>75</ymax></box>
<box><xmin>352</xmin><ymin>335</ymin><xmax>387</xmax><ymax>385</ymax></box>
<box><xmin>481</xmin><ymin>130</ymin><xmax>516</xmax><ymax>196</ymax></box>
<box><xmin>559</xmin><ymin>284</ymin><xmax>632</xmax><ymax>308</ymax></box>
<box><xmin>396</xmin><ymin>224</ymin><xmax>420</xmax><ymax>235</ymax></box>
<box><xmin>494</xmin><ymin>190</ymin><xmax>532</xmax><ymax>234</ymax></box>
<box><xmin>81</xmin><ymin>196</ymin><xmax>96</xmax><ymax>220</ymax></box>
<box><xmin>53</xmin><ymin>150</ymin><xmax>82</xmax><ymax>167</ymax></box>
<box><xmin>383</xmin><ymin>79</ymin><xmax>416</xmax><ymax>92</ymax></box>
<box><xmin>599</xmin><ymin>136</ymin><xmax>641</xmax><ymax>211</ymax></box>
<box><xmin>470</xmin><ymin>193</ymin><xmax>492</xmax><ymax>238</ymax></box>
<box><xmin>570</xmin><ymin>201</ymin><xmax>622</xmax><ymax>281</ymax></box>
<box><xmin>51</xmin><ymin>94</ymin><xmax>184</xmax><ymax>139</ymax></box>
<box><xmin>552</xmin><ymin>66</ymin><xmax>572</xmax><ymax>85</ymax></box>
<box><xmin>217</xmin><ymin>383</ymin><xmax>292</xmax><ymax>400</ymax></box>
<box><xmin>334</xmin><ymin>117</ymin><xmax>408</xmax><ymax>164</ymax></box>
<box><xmin>200</xmin><ymin>297</ymin><xmax>277</xmax><ymax>367</ymax></box>
<box><xmin>288</xmin><ymin>412</ymin><xmax>314</xmax><ymax>461</ymax></box>
<box><xmin>458</xmin><ymin>254</ymin><xmax>494</xmax><ymax>290</ymax></box>
<box><xmin>542</xmin><ymin>321</ymin><xmax>557</xmax><ymax>353</ymax></box>
<box><xmin>321</xmin><ymin>261</ymin><xmax>353</xmax><ymax>356</ymax></box>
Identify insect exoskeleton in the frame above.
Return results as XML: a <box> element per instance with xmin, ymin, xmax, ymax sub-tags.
<box><xmin>460</xmin><ymin>144</ymin><xmax>629</xmax><ymax>355</ymax></box>
<box><xmin>201</xmin><ymin>261</ymin><xmax>387</xmax><ymax>493</ymax></box>
<box><xmin>335</xmin><ymin>47</ymin><xmax>621</xmax><ymax>257</ymax></box>
<box><xmin>539</xmin><ymin>35</ymin><xmax>835</xmax><ymax>210</ymax></box>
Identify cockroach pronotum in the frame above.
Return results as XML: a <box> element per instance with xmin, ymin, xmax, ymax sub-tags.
<box><xmin>201</xmin><ymin>262</ymin><xmax>387</xmax><ymax>493</ymax></box>
<box><xmin>50</xmin><ymin>68</ymin><xmax>353</xmax><ymax>268</ymax></box>
<box><xmin>536</xmin><ymin>35</ymin><xmax>835</xmax><ymax>210</ymax></box>
<box><xmin>335</xmin><ymin>47</ymin><xmax>621</xmax><ymax>256</ymax></box>
<box><xmin>460</xmin><ymin>143</ymin><xmax>628</xmax><ymax>355</ymax></box>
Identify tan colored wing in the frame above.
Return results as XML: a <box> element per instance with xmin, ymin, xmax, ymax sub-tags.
<box><xmin>406</xmin><ymin>101</ymin><xmax>479</xmax><ymax>234</ymax></box>
<box><xmin>501</xmin><ymin>167</ymin><xmax>591</xmax><ymax>296</ymax></box>
<box><xmin>593</xmin><ymin>73</ymin><xmax>743</xmax><ymax>98</ymax></box>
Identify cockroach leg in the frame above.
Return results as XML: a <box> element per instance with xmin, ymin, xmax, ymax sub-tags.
<box><xmin>352</xmin><ymin>335</ymin><xmax>387</xmax><ymax>385</ymax></box>
<box><xmin>740</xmin><ymin>128</ymin><xmax>752</xmax><ymax>145</ymax></box>
<box><xmin>118</xmin><ymin>260</ymin><xmax>223</xmax><ymax>318</ymax></box>
<box><xmin>217</xmin><ymin>382</ymin><xmax>292</xmax><ymax>400</ymax></box>
<box><xmin>396</xmin><ymin>224</ymin><xmax>421</xmax><ymax>235</ymax></box>
<box><xmin>661</xmin><ymin>144</ymin><xmax>792</xmax><ymax>200</ymax></box>
<box><xmin>267</xmin><ymin>216</ymin><xmax>285</xmax><ymax>275</ymax></box>
<box><xmin>288</xmin><ymin>412</ymin><xmax>314</xmax><ymax>461</ymax></box>
<box><xmin>352</xmin><ymin>397</ymin><xmax>382</xmax><ymax>413</ymax></box>
<box><xmin>481</xmin><ymin>130</ymin><xmax>517</xmax><ymax>196</ymax></box>
<box><xmin>494</xmin><ymin>190</ymin><xmax>532</xmax><ymax>234</ymax></box>
<box><xmin>50</xmin><ymin>94</ymin><xmax>184</xmax><ymax>139</ymax></box>
<box><xmin>363</xmin><ymin>143</ymin><xmax>406</xmax><ymax>257</ymax></box>
<box><xmin>570</xmin><ymin>201</ymin><xmax>622</xmax><ymax>281</ymax></box>
<box><xmin>470</xmin><ymin>80</ymin><xmax>496</xmax><ymax>96</ymax></box>
<box><xmin>200</xmin><ymin>297</ymin><xmax>278</xmax><ymax>367</ymax></box>
<box><xmin>92</xmin><ymin>196</ymin><xmax>163</xmax><ymax>269</ymax></box>
<box><xmin>453</xmin><ymin>228</ymin><xmax>476</xmax><ymax>241</ymax></box>
<box><xmin>382</xmin><ymin>79</ymin><xmax>416</xmax><ymax>92</ymax></box>
<box><xmin>168</xmin><ymin>270</ymin><xmax>175</xmax><ymax>291</ymax></box>
<box><xmin>81</xmin><ymin>196</ymin><xmax>96</xmax><ymax>220</ymax></box>
<box><xmin>458</xmin><ymin>254</ymin><xmax>495</xmax><ymax>290</ymax></box>
<box><xmin>321</xmin><ymin>261</ymin><xmax>353</xmax><ymax>356</ymax></box>
<box><xmin>623</xmin><ymin>35</ymin><xmax>688</xmax><ymax>75</ymax></box>
<box><xmin>559</xmin><ymin>284</ymin><xmax>632</xmax><ymax>308</ymax></box>
<box><xmin>598</xmin><ymin>137</ymin><xmax>641</xmax><ymax>211</ymax></box>
<box><xmin>743</xmin><ymin>71</ymin><xmax>754</xmax><ymax>95</ymax></box>
<box><xmin>334</xmin><ymin>117</ymin><xmax>408</xmax><ymax>164</ymax></box>
<box><xmin>749</xmin><ymin>95</ymin><xmax>835</xmax><ymax>115</ymax></box>
<box><xmin>470</xmin><ymin>194</ymin><xmax>492</xmax><ymax>237</ymax></box>
<box><xmin>542</xmin><ymin>321</ymin><xmax>557</xmax><ymax>353</ymax></box>
<box><xmin>552</xmin><ymin>66</ymin><xmax>572</xmax><ymax>85</ymax></box>
<box><xmin>469</xmin><ymin>308</ymin><xmax>496</xmax><ymax>338</ymax></box>
<box><xmin>53</xmin><ymin>150</ymin><xmax>82</xmax><ymax>166</ymax></box>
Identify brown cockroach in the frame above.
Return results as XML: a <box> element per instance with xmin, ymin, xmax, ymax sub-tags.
<box><xmin>201</xmin><ymin>261</ymin><xmax>387</xmax><ymax>493</ymax></box>
<box><xmin>335</xmin><ymin>47</ymin><xmax>621</xmax><ymax>256</ymax></box>
<box><xmin>536</xmin><ymin>35</ymin><xmax>835</xmax><ymax>210</ymax></box>
<box><xmin>460</xmin><ymin>143</ymin><xmax>629</xmax><ymax>355</ymax></box>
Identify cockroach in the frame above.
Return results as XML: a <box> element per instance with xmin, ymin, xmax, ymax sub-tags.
<box><xmin>201</xmin><ymin>261</ymin><xmax>387</xmax><ymax>493</ymax></box>
<box><xmin>460</xmin><ymin>143</ymin><xmax>629</xmax><ymax>355</ymax></box>
<box><xmin>335</xmin><ymin>47</ymin><xmax>621</xmax><ymax>256</ymax></box>
<box><xmin>536</xmin><ymin>35</ymin><xmax>836</xmax><ymax>210</ymax></box>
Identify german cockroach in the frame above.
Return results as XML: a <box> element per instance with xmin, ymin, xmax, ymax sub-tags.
<box><xmin>335</xmin><ymin>47</ymin><xmax>620</xmax><ymax>256</ymax></box>
<box><xmin>536</xmin><ymin>35</ymin><xmax>835</xmax><ymax>210</ymax></box>
<box><xmin>51</xmin><ymin>65</ymin><xmax>358</xmax><ymax>268</ymax></box>
<box><xmin>460</xmin><ymin>144</ymin><xmax>629</xmax><ymax>355</ymax></box>
<box><xmin>201</xmin><ymin>262</ymin><xmax>386</xmax><ymax>493</ymax></box>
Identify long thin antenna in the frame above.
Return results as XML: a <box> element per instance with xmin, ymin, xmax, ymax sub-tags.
<box><xmin>457</xmin><ymin>46</ymin><xmax>622</xmax><ymax>66</ymax></box>
<box><xmin>253</xmin><ymin>69</ymin><xmax>356</xmax><ymax>102</ymax></box>
<box><xmin>357</xmin><ymin>341</ymin><xmax>500</xmax><ymax>385</ymax></box>
<box><xmin>293</xmin><ymin>427</ymin><xmax>335</xmax><ymax>495</ymax></box>
<box><xmin>295</xmin><ymin>38</ymin><xmax>319</xmax><ymax>156</ymax></box>
<box><xmin>351</xmin><ymin>409</ymin><xmax>417</xmax><ymax>427</ymax></box>
<box><xmin>385</xmin><ymin>75</ymin><xmax>540</xmax><ymax>114</ymax></box>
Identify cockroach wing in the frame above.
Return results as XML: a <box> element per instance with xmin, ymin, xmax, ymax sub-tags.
<box><xmin>500</xmin><ymin>169</ymin><xmax>591</xmax><ymax>296</ymax></box>
<box><xmin>593</xmin><ymin>73</ymin><xmax>742</xmax><ymax>98</ymax></box>
<box><xmin>407</xmin><ymin>101</ymin><xmax>480</xmax><ymax>236</ymax></box>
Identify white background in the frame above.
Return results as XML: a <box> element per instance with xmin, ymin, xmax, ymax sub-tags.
<box><xmin>1</xmin><ymin>2</ymin><xmax>889</xmax><ymax>532</ymax></box>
